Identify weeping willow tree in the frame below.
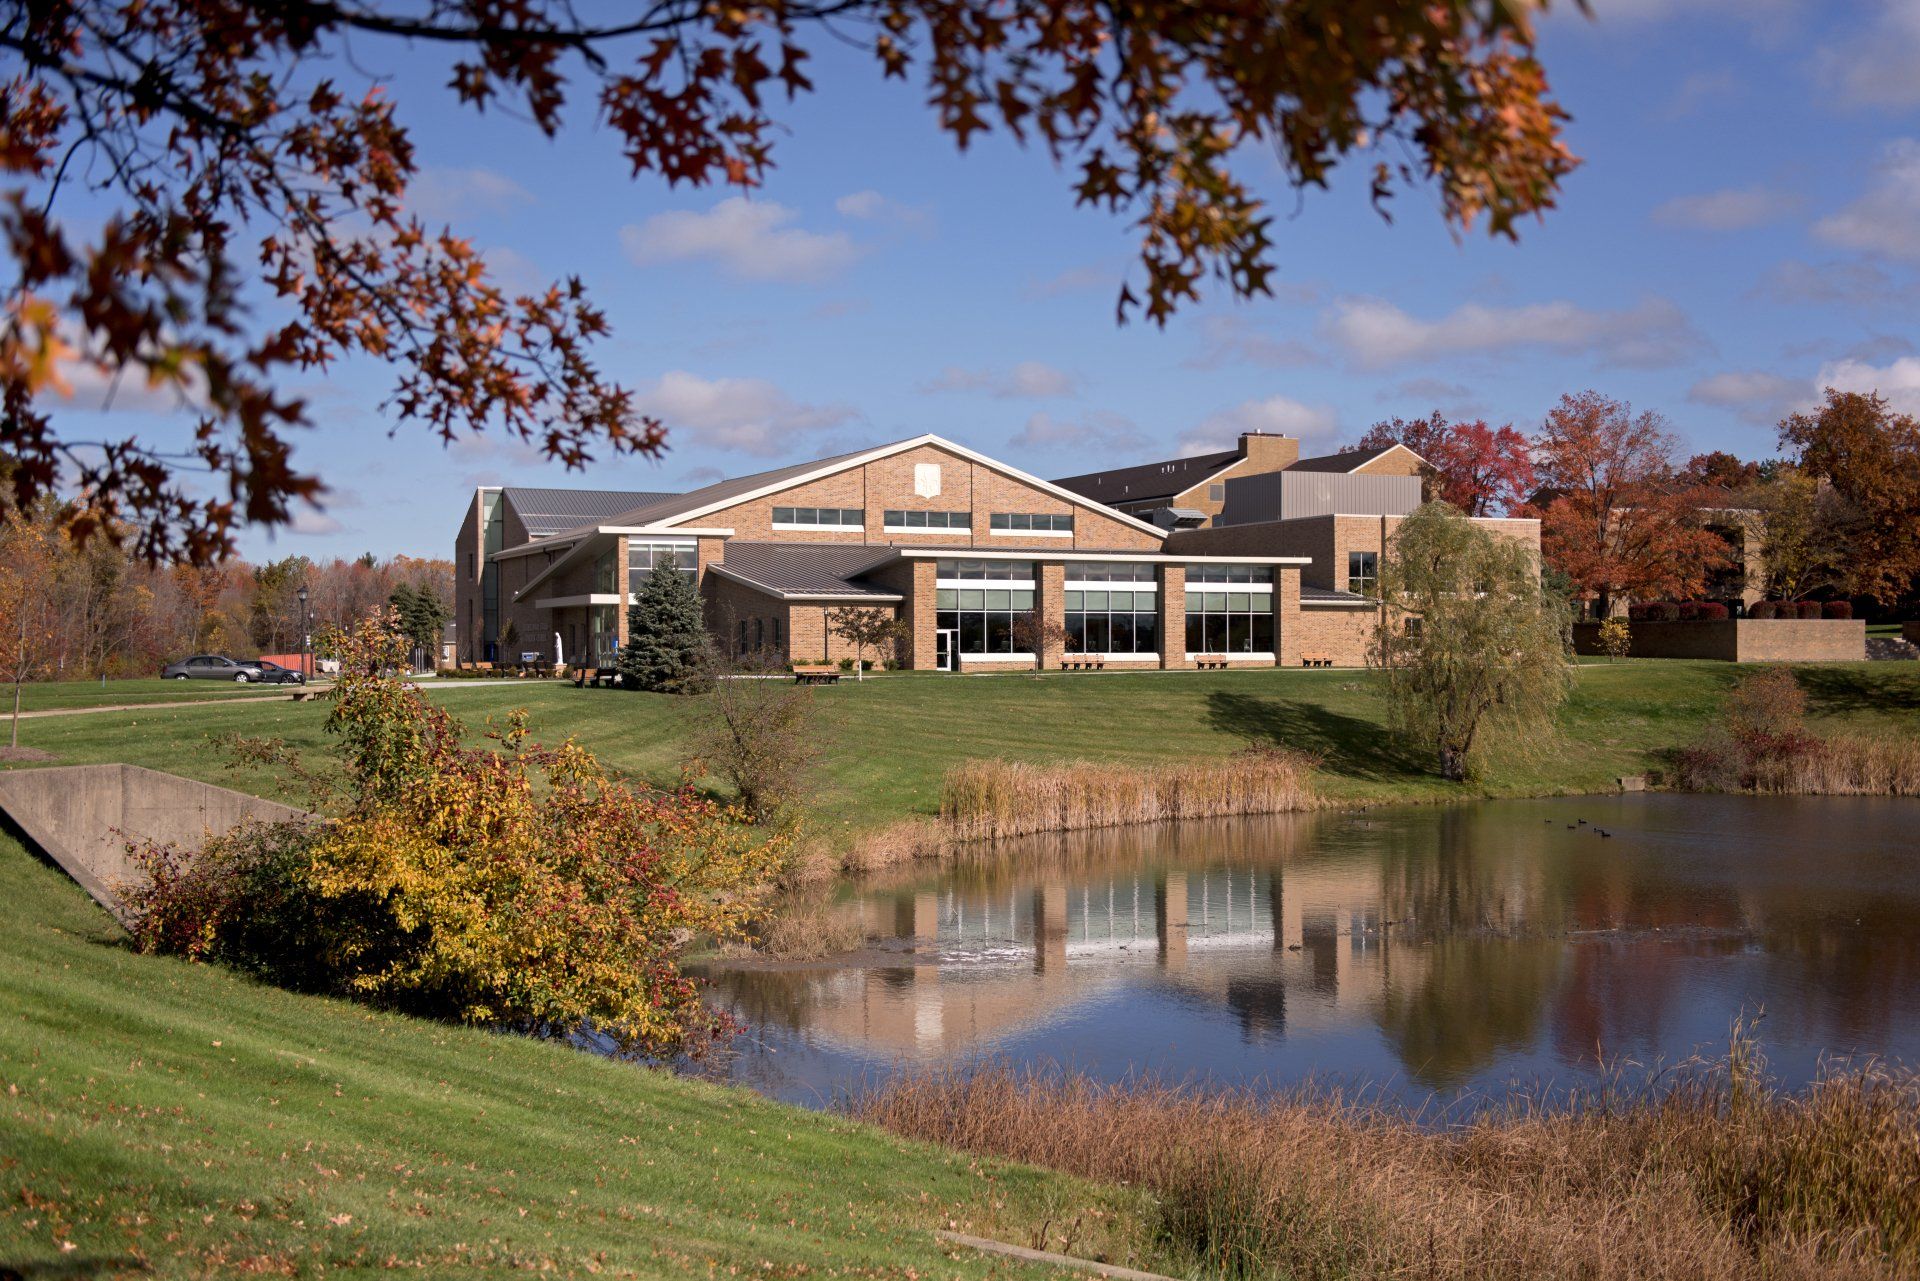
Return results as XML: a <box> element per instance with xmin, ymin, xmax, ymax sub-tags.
<box><xmin>1371</xmin><ymin>504</ymin><xmax>1572</xmax><ymax>782</ymax></box>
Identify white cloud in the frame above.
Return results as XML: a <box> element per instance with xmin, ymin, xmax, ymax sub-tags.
<box><xmin>1816</xmin><ymin>0</ymin><xmax>1920</xmax><ymax>108</ymax></box>
<box><xmin>1814</xmin><ymin>139</ymin><xmax>1920</xmax><ymax>261</ymax></box>
<box><xmin>1660</xmin><ymin>69</ymin><xmax>1740</xmax><ymax>118</ymax></box>
<box><xmin>1651</xmin><ymin>186</ymin><xmax>1798</xmax><ymax>231</ymax></box>
<box><xmin>621</xmin><ymin>198</ymin><xmax>860</xmax><ymax>283</ymax></box>
<box><xmin>1755</xmin><ymin>258</ymin><xmax>1913</xmax><ymax>308</ymax></box>
<box><xmin>635</xmin><ymin>371</ymin><xmax>858</xmax><ymax>456</ymax></box>
<box><xmin>1180</xmin><ymin>396</ymin><xmax>1338</xmax><ymax>455</ymax></box>
<box><xmin>1688</xmin><ymin>370</ymin><xmax>1800</xmax><ymax>406</ymax></box>
<box><xmin>1320</xmin><ymin>295</ymin><xmax>1705</xmax><ymax>370</ymax></box>
<box><xmin>1687</xmin><ymin>370</ymin><xmax>1808</xmax><ymax>423</ymax></box>
<box><xmin>409</xmin><ymin>167</ymin><xmax>535</xmax><ymax>222</ymax></box>
<box><xmin>1024</xmin><ymin>261</ymin><xmax>1118</xmax><ymax>299</ymax></box>
<box><xmin>1011</xmin><ymin>410</ymin><xmax>1152</xmax><ymax>453</ymax></box>
<box><xmin>1185</xmin><ymin>315</ymin><xmax>1319</xmax><ymax>370</ymax></box>
<box><xmin>922</xmin><ymin>361</ymin><xmax>1076</xmax><ymax>398</ymax></box>
<box><xmin>834</xmin><ymin>190</ymin><xmax>932</xmax><ymax>230</ymax></box>
<box><xmin>1816</xmin><ymin>354</ymin><xmax>1920</xmax><ymax>416</ymax></box>
<box><xmin>288</xmin><ymin>508</ymin><xmax>346</xmax><ymax>537</ymax></box>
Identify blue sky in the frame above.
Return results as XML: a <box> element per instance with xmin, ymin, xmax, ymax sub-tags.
<box><xmin>47</xmin><ymin>0</ymin><xmax>1920</xmax><ymax>561</ymax></box>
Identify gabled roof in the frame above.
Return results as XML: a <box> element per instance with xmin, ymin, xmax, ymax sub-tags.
<box><xmin>587</xmin><ymin>445</ymin><xmax>885</xmax><ymax>533</ymax></box>
<box><xmin>1288</xmin><ymin>443</ymin><xmax>1426</xmax><ymax>474</ymax></box>
<box><xmin>527</xmin><ymin>433</ymin><xmax>1168</xmax><ymax>546</ymax></box>
<box><xmin>501</xmin><ymin>486</ymin><xmax>678</xmax><ymax>537</ymax></box>
<box><xmin>708</xmin><ymin>542</ymin><xmax>902</xmax><ymax>600</ymax></box>
<box><xmin>1052</xmin><ymin>448</ymin><xmax>1241</xmax><ymax>506</ymax></box>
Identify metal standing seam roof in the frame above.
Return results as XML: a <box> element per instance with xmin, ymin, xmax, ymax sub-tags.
<box><xmin>710</xmin><ymin>542</ymin><xmax>903</xmax><ymax>598</ymax></box>
<box><xmin>501</xmin><ymin>487</ymin><xmax>681</xmax><ymax>536</ymax></box>
<box><xmin>1286</xmin><ymin>445</ymin><xmax>1404</xmax><ymax>473</ymax></box>
<box><xmin>1051</xmin><ymin>448</ymin><xmax>1241</xmax><ymax>506</ymax></box>
<box><xmin>539</xmin><ymin>442</ymin><xmax>905</xmax><ymax>540</ymax></box>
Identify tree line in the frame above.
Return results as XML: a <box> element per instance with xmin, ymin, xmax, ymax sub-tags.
<box><xmin>1357</xmin><ymin>387</ymin><xmax>1920</xmax><ymax>617</ymax></box>
<box><xmin>0</xmin><ymin>502</ymin><xmax>452</xmax><ymax>680</ymax></box>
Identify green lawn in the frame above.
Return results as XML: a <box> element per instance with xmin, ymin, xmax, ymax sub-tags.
<box><xmin>1</xmin><ymin>678</ymin><xmax>305</xmax><ymax>713</ymax></box>
<box><xmin>0</xmin><ymin>835</ymin><xmax>1156</xmax><ymax>1278</ymax></box>
<box><xmin>5</xmin><ymin>660</ymin><xmax>1917</xmax><ymax>828</ymax></box>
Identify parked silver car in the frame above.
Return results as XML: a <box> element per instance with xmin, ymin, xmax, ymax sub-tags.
<box><xmin>160</xmin><ymin>654</ymin><xmax>268</xmax><ymax>682</ymax></box>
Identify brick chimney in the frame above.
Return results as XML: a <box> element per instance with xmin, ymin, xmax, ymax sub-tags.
<box><xmin>1237</xmin><ymin>432</ymin><xmax>1299</xmax><ymax>474</ymax></box>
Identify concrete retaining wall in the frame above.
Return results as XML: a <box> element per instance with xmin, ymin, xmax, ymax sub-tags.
<box><xmin>0</xmin><ymin>765</ymin><xmax>311</xmax><ymax>923</ymax></box>
<box><xmin>1572</xmin><ymin>619</ymin><xmax>1866</xmax><ymax>662</ymax></box>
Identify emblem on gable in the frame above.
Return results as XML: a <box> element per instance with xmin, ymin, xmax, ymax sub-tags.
<box><xmin>914</xmin><ymin>463</ymin><xmax>941</xmax><ymax>498</ymax></box>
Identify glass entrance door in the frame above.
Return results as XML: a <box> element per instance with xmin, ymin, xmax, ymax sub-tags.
<box><xmin>935</xmin><ymin>628</ymin><xmax>959</xmax><ymax>672</ymax></box>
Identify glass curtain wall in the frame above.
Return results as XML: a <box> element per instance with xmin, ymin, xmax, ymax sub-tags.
<box><xmin>1184</xmin><ymin>563</ymin><xmax>1275</xmax><ymax>654</ymax></box>
<box><xmin>934</xmin><ymin>559</ymin><xmax>1035</xmax><ymax>656</ymax></box>
<box><xmin>1065</xmin><ymin>562</ymin><xmax>1159</xmax><ymax>656</ymax></box>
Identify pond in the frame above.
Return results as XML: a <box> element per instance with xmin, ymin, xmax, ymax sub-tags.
<box><xmin>694</xmin><ymin>795</ymin><xmax>1920</xmax><ymax>1107</ymax></box>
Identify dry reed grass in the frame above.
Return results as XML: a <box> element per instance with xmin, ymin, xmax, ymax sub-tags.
<box><xmin>855</xmin><ymin>1032</ymin><xmax>1920</xmax><ymax>1280</ymax></box>
<box><xmin>743</xmin><ymin>896</ymin><xmax>867</xmax><ymax>960</ymax></box>
<box><xmin>1749</xmin><ymin>734</ymin><xmax>1920</xmax><ymax>797</ymax></box>
<box><xmin>940</xmin><ymin>748</ymin><xmax>1319</xmax><ymax>843</ymax></box>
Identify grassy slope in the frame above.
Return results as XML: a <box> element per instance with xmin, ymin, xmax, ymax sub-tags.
<box><xmin>0</xmin><ymin>836</ymin><xmax>1153</xmax><ymax>1279</ymax></box>
<box><xmin>7</xmin><ymin>660</ymin><xmax>1917</xmax><ymax>826</ymax></box>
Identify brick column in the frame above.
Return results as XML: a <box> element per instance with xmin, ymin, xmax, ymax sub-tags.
<box><xmin>1275</xmin><ymin>565</ymin><xmax>1301</xmax><ymax>668</ymax></box>
<box><xmin>1038</xmin><ymin>561</ymin><xmax>1066</xmax><ymax>670</ymax></box>
<box><xmin>1159</xmin><ymin>563</ymin><xmax>1186</xmax><ymax>669</ymax></box>
<box><xmin>614</xmin><ymin>535</ymin><xmax>631</xmax><ymax>648</ymax></box>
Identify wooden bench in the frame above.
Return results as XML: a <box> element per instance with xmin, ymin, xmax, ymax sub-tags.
<box><xmin>1195</xmin><ymin>655</ymin><xmax>1230</xmax><ymax>670</ymax></box>
<box><xmin>792</xmin><ymin>664</ymin><xmax>841</xmax><ymax>685</ymax></box>
<box><xmin>572</xmin><ymin>666</ymin><xmax>597</xmax><ymax>688</ymax></box>
<box><xmin>1060</xmin><ymin>656</ymin><xmax>1105</xmax><ymax>671</ymax></box>
<box><xmin>1300</xmin><ymin>652</ymin><xmax>1334</xmax><ymax>668</ymax></box>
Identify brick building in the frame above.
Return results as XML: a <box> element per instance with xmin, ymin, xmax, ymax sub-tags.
<box><xmin>452</xmin><ymin>431</ymin><xmax>1540</xmax><ymax>672</ymax></box>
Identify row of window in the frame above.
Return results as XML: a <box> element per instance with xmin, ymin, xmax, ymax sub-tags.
<box><xmin>988</xmin><ymin>512</ymin><xmax>1074</xmax><ymax>532</ymax></box>
<box><xmin>936</xmin><ymin>584</ymin><xmax>1278</xmax><ymax>656</ymax></box>
<box><xmin>772</xmin><ymin>509</ymin><xmax>1077</xmax><ymax>533</ymax></box>
<box><xmin>883</xmin><ymin>509</ymin><xmax>969</xmax><ymax>529</ymax></box>
<box><xmin>772</xmin><ymin>506</ymin><xmax>864</xmax><ymax>528</ymax></box>
<box><xmin>936</xmin><ymin>559</ymin><xmax>1035</xmax><ymax>582</ymax></box>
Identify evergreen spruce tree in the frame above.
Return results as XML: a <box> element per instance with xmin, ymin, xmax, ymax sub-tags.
<box><xmin>618</xmin><ymin>553</ymin><xmax>707</xmax><ymax>692</ymax></box>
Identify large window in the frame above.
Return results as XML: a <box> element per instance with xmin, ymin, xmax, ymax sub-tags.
<box><xmin>989</xmin><ymin>512</ymin><xmax>1073</xmax><ymax>535</ymax></box>
<box><xmin>1066</xmin><ymin>562</ymin><xmax>1159</xmax><ymax>655</ymax></box>
<box><xmin>883</xmin><ymin>509</ymin><xmax>970</xmax><ymax>531</ymax></box>
<box><xmin>594</xmin><ymin>547</ymin><xmax>618</xmax><ymax>594</ymax></box>
<box><xmin>590</xmin><ymin>604</ymin><xmax>620</xmax><ymax>664</ymax></box>
<box><xmin>628</xmin><ymin>540</ymin><xmax>697</xmax><ymax>595</ymax></box>
<box><xmin>773</xmin><ymin>506</ymin><xmax>863</xmax><ymax>530</ymax></box>
<box><xmin>1347</xmin><ymin>551</ymin><xmax>1378</xmax><ymax>595</ymax></box>
<box><xmin>935</xmin><ymin>559</ymin><xmax>1035</xmax><ymax>655</ymax></box>
<box><xmin>1185</xmin><ymin>563</ymin><xmax>1274</xmax><ymax>655</ymax></box>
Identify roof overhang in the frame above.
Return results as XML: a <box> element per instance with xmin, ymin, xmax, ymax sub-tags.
<box><xmin>530</xmin><ymin>594</ymin><xmax>626</xmax><ymax>609</ymax></box>
<box><xmin>705</xmin><ymin>563</ymin><xmax>903</xmax><ymax>602</ymax></box>
<box><xmin>503</xmin><ymin>526</ymin><xmax>731</xmax><ymax>602</ymax></box>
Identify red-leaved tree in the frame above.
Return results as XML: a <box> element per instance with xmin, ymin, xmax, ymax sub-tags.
<box><xmin>1531</xmin><ymin>391</ymin><xmax>1731</xmax><ymax>618</ymax></box>
<box><xmin>1358</xmin><ymin>412</ymin><xmax>1536</xmax><ymax>515</ymax></box>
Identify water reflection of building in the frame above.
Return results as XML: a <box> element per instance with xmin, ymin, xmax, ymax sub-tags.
<box><xmin>704</xmin><ymin>801</ymin><xmax>1920</xmax><ymax>1094</ymax></box>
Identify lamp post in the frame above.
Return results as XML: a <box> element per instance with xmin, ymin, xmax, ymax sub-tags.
<box><xmin>296</xmin><ymin>585</ymin><xmax>311</xmax><ymax>680</ymax></box>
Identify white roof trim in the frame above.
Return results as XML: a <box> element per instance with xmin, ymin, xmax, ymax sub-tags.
<box><xmin>895</xmin><ymin>549</ymin><xmax>1310</xmax><ymax>565</ymax></box>
<box><xmin>655</xmin><ymin>433</ymin><xmax>1170</xmax><ymax>539</ymax></box>
<box><xmin>531</xmin><ymin>594</ymin><xmax>625</xmax><ymax>609</ymax></box>
<box><xmin>494</xmin><ymin>523</ymin><xmax>732</xmax><ymax>562</ymax></box>
<box><xmin>1300</xmin><ymin>598</ymin><xmax>1376</xmax><ymax>609</ymax></box>
<box><xmin>706</xmin><ymin>563</ymin><xmax>903</xmax><ymax>602</ymax></box>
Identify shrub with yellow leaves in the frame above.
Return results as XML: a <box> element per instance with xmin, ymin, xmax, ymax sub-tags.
<box><xmin>129</xmin><ymin>610</ymin><xmax>785</xmax><ymax>1056</ymax></box>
